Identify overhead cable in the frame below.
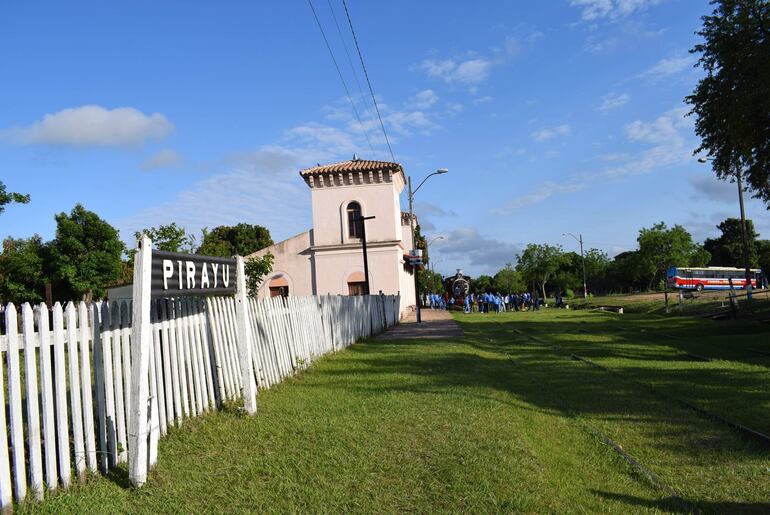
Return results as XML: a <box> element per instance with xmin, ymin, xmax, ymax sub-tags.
<box><xmin>307</xmin><ymin>0</ymin><xmax>375</xmax><ymax>154</ymax></box>
<box><xmin>341</xmin><ymin>0</ymin><xmax>396</xmax><ymax>163</ymax></box>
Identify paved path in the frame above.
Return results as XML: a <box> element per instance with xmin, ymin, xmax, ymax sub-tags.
<box><xmin>376</xmin><ymin>308</ymin><xmax>464</xmax><ymax>340</ymax></box>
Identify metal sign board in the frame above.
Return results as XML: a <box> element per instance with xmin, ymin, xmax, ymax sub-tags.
<box><xmin>151</xmin><ymin>250</ymin><xmax>237</xmax><ymax>297</ymax></box>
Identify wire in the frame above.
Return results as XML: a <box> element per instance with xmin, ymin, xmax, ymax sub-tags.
<box><xmin>306</xmin><ymin>0</ymin><xmax>375</xmax><ymax>154</ymax></box>
<box><xmin>326</xmin><ymin>0</ymin><xmax>370</xmax><ymax>119</ymax></box>
<box><xmin>341</xmin><ymin>0</ymin><xmax>396</xmax><ymax>163</ymax></box>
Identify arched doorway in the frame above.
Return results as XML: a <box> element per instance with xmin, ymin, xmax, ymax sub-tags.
<box><xmin>347</xmin><ymin>271</ymin><xmax>366</xmax><ymax>296</ymax></box>
<box><xmin>269</xmin><ymin>276</ymin><xmax>289</xmax><ymax>298</ymax></box>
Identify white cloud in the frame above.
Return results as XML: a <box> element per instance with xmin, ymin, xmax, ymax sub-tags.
<box><xmin>473</xmin><ymin>96</ymin><xmax>494</xmax><ymax>105</ymax></box>
<box><xmin>499</xmin><ymin>105</ymin><xmax>695</xmax><ymax>212</ymax></box>
<box><xmin>118</xmin><ymin>146</ymin><xmax>314</xmax><ymax>243</ymax></box>
<box><xmin>639</xmin><ymin>55</ymin><xmax>695</xmax><ymax>81</ymax></box>
<box><xmin>4</xmin><ymin>105</ymin><xmax>174</xmax><ymax>147</ymax></box>
<box><xmin>418</xmin><ymin>57</ymin><xmax>493</xmax><ymax>85</ymax></box>
<box><xmin>625</xmin><ymin>105</ymin><xmax>690</xmax><ymax>144</ymax></box>
<box><xmin>531</xmin><ymin>124</ymin><xmax>571</xmax><ymax>142</ymax></box>
<box><xmin>140</xmin><ymin>149</ymin><xmax>183</xmax><ymax>170</ymax></box>
<box><xmin>432</xmin><ymin>227</ymin><xmax>520</xmax><ymax>274</ymax></box>
<box><xmin>598</xmin><ymin>92</ymin><xmax>630</xmax><ymax>112</ymax></box>
<box><xmin>495</xmin><ymin>181</ymin><xmax>587</xmax><ymax>214</ymax></box>
<box><xmin>570</xmin><ymin>0</ymin><xmax>663</xmax><ymax>21</ymax></box>
<box><xmin>406</xmin><ymin>89</ymin><xmax>439</xmax><ymax>109</ymax></box>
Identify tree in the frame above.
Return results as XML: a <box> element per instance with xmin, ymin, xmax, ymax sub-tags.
<box><xmin>418</xmin><ymin>268</ymin><xmax>444</xmax><ymax>294</ymax></box>
<box><xmin>48</xmin><ymin>204</ymin><xmax>125</xmax><ymax>301</ymax></box>
<box><xmin>493</xmin><ymin>263</ymin><xmax>525</xmax><ymax>293</ymax></box>
<box><xmin>704</xmin><ymin>217</ymin><xmax>760</xmax><ymax>267</ymax></box>
<box><xmin>136</xmin><ymin>222</ymin><xmax>197</xmax><ymax>253</ymax></box>
<box><xmin>471</xmin><ymin>275</ymin><xmax>494</xmax><ymax>294</ymax></box>
<box><xmin>607</xmin><ymin>251</ymin><xmax>644</xmax><ymax>293</ymax></box>
<box><xmin>198</xmin><ymin>223</ymin><xmax>273</xmax><ymax>257</ymax></box>
<box><xmin>515</xmin><ymin>244</ymin><xmax>566</xmax><ymax>298</ymax></box>
<box><xmin>245</xmin><ymin>253</ymin><xmax>274</xmax><ymax>297</ymax></box>
<box><xmin>0</xmin><ymin>236</ymin><xmax>46</xmax><ymax>304</ymax></box>
<box><xmin>0</xmin><ymin>181</ymin><xmax>30</xmax><ymax>215</ymax></box>
<box><xmin>686</xmin><ymin>1</ymin><xmax>770</xmax><ymax>203</ymax></box>
<box><xmin>551</xmin><ymin>252</ymin><xmax>583</xmax><ymax>294</ymax></box>
<box><xmin>636</xmin><ymin>222</ymin><xmax>710</xmax><ymax>290</ymax></box>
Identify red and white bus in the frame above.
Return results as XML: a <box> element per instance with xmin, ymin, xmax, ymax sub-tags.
<box><xmin>667</xmin><ymin>266</ymin><xmax>765</xmax><ymax>291</ymax></box>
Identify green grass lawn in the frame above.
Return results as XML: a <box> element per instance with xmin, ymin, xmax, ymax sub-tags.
<box><xmin>19</xmin><ymin>309</ymin><xmax>770</xmax><ymax>513</ymax></box>
<box><xmin>568</xmin><ymin>289</ymin><xmax>770</xmax><ymax>318</ymax></box>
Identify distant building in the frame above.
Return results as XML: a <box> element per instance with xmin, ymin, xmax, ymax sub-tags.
<box><xmin>247</xmin><ymin>158</ymin><xmax>417</xmax><ymax>315</ymax></box>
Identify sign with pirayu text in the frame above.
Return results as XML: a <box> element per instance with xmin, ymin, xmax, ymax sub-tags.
<box><xmin>151</xmin><ymin>250</ymin><xmax>237</xmax><ymax>297</ymax></box>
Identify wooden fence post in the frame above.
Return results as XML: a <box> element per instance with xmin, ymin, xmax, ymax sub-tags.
<box><xmin>129</xmin><ymin>235</ymin><xmax>153</xmax><ymax>487</ymax></box>
<box><xmin>235</xmin><ymin>256</ymin><xmax>257</xmax><ymax>415</ymax></box>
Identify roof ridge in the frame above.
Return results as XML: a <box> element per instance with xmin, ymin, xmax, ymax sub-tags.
<box><xmin>299</xmin><ymin>158</ymin><xmax>403</xmax><ymax>176</ymax></box>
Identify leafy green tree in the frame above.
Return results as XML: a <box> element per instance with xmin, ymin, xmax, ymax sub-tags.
<box><xmin>636</xmin><ymin>222</ymin><xmax>710</xmax><ymax>290</ymax></box>
<box><xmin>0</xmin><ymin>181</ymin><xmax>30</xmax><ymax>215</ymax></box>
<box><xmin>515</xmin><ymin>243</ymin><xmax>566</xmax><ymax>298</ymax></box>
<box><xmin>551</xmin><ymin>252</ymin><xmax>583</xmax><ymax>294</ymax></box>
<box><xmin>687</xmin><ymin>0</ymin><xmax>770</xmax><ymax>203</ymax></box>
<box><xmin>704</xmin><ymin>218</ymin><xmax>760</xmax><ymax>267</ymax></box>
<box><xmin>198</xmin><ymin>223</ymin><xmax>273</xmax><ymax>257</ymax></box>
<box><xmin>245</xmin><ymin>253</ymin><xmax>274</xmax><ymax>297</ymax></box>
<box><xmin>0</xmin><ymin>236</ymin><xmax>47</xmax><ymax>303</ymax></box>
<box><xmin>418</xmin><ymin>268</ymin><xmax>444</xmax><ymax>294</ymax></box>
<box><xmin>48</xmin><ymin>204</ymin><xmax>125</xmax><ymax>301</ymax></box>
<box><xmin>471</xmin><ymin>275</ymin><xmax>494</xmax><ymax>294</ymax></box>
<box><xmin>607</xmin><ymin>251</ymin><xmax>644</xmax><ymax>293</ymax></box>
<box><xmin>493</xmin><ymin>264</ymin><xmax>525</xmax><ymax>293</ymax></box>
<box><xmin>136</xmin><ymin>222</ymin><xmax>197</xmax><ymax>253</ymax></box>
<box><xmin>584</xmin><ymin>249</ymin><xmax>611</xmax><ymax>279</ymax></box>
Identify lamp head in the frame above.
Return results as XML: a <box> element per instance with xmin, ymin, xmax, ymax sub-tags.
<box><xmin>436</xmin><ymin>168</ymin><xmax>449</xmax><ymax>174</ymax></box>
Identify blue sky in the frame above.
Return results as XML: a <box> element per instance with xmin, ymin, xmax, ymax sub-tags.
<box><xmin>2</xmin><ymin>0</ymin><xmax>768</xmax><ymax>277</ymax></box>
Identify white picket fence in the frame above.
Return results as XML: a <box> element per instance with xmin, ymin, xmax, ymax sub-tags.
<box><xmin>0</xmin><ymin>293</ymin><xmax>400</xmax><ymax>509</ymax></box>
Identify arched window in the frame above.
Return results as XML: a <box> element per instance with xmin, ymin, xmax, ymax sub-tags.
<box><xmin>346</xmin><ymin>201</ymin><xmax>363</xmax><ymax>239</ymax></box>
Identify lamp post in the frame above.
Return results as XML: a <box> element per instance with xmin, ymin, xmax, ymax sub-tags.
<box><xmin>354</xmin><ymin>215</ymin><xmax>376</xmax><ymax>295</ymax></box>
<box><xmin>698</xmin><ymin>158</ymin><xmax>753</xmax><ymax>297</ymax></box>
<box><xmin>563</xmin><ymin>232</ymin><xmax>587</xmax><ymax>298</ymax></box>
<box><xmin>408</xmin><ymin>168</ymin><xmax>448</xmax><ymax>323</ymax></box>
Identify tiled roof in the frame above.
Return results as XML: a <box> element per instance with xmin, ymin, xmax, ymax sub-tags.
<box><xmin>299</xmin><ymin>158</ymin><xmax>403</xmax><ymax>177</ymax></box>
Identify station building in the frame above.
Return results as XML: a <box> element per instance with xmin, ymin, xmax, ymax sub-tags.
<box><xmin>246</xmin><ymin>157</ymin><xmax>417</xmax><ymax>315</ymax></box>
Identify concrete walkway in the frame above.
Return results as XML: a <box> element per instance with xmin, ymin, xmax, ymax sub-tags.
<box><xmin>376</xmin><ymin>308</ymin><xmax>464</xmax><ymax>340</ymax></box>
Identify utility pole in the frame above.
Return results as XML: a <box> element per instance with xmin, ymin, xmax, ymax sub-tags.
<box><xmin>355</xmin><ymin>215</ymin><xmax>376</xmax><ymax>295</ymax></box>
<box><xmin>699</xmin><ymin>157</ymin><xmax>753</xmax><ymax>299</ymax></box>
<box><xmin>408</xmin><ymin>177</ymin><xmax>422</xmax><ymax>323</ymax></box>
<box><xmin>408</xmin><ymin>169</ymin><xmax>449</xmax><ymax>323</ymax></box>
<box><xmin>736</xmin><ymin>168</ymin><xmax>753</xmax><ymax>300</ymax></box>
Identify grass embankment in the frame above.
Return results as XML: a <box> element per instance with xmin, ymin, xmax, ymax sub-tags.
<box><xmin>20</xmin><ymin>309</ymin><xmax>770</xmax><ymax>513</ymax></box>
<box><xmin>569</xmin><ymin>289</ymin><xmax>770</xmax><ymax>318</ymax></box>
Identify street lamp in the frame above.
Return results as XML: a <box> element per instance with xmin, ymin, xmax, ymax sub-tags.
<box><xmin>698</xmin><ymin>157</ymin><xmax>753</xmax><ymax>297</ymax></box>
<box><xmin>563</xmin><ymin>232</ymin><xmax>587</xmax><ymax>298</ymax></box>
<box><xmin>408</xmin><ymin>168</ymin><xmax>448</xmax><ymax>323</ymax></box>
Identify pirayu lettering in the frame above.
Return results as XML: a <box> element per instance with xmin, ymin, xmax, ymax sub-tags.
<box><xmin>162</xmin><ymin>259</ymin><xmax>232</xmax><ymax>292</ymax></box>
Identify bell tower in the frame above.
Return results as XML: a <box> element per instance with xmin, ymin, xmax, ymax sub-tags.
<box><xmin>299</xmin><ymin>157</ymin><xmax>406</xmax><ymax>247</ymax></box>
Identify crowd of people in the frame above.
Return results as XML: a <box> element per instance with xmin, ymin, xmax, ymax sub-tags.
<box><xmin>423</xmin><ymin>292</ymin><xmax>547</xmax><ymax>313</ymax></box>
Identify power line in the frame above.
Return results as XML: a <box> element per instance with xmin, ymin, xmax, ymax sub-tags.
<box><xmin>326</xmin><ymin>0</ymin><xmax>370</xmax><ymax>118</ymax></box>
<box><xmin>341</xmin><ymin>0</ymin><xmax>396</xmax><ymax>163</ymax></box>
<box><xmin>306</xmin><ymin>0</ymin><xmax>375</xmax><ymax>154</ymax></box>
